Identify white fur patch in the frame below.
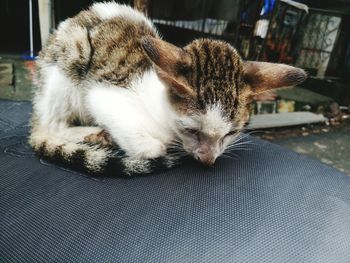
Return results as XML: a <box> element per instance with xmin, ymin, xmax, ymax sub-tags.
<box><xmin>85</xmin><ymin>69</ymin><xmax>175</xmax><ymax>159</ymax></box>
<box><xmin>57</xmin><ymin>20</ymin><xmax>70</xmax><ymax>31</ymax></box>
<box><xmin>200</xmin><ymin>104</ymin><xmax>232</xmax><ymax>137</ymax></box>
<box><xmin>35</xmin><ymin>65</ymin><xmax>89</xmax><ymax>129</ymax></box>
<box><xmin>92</xmin><ymin>2</ymin><xmax>154</xmax><ymax>29</ymax></box>
<box><xmin>85</xmin><ymin>146</ymin><xmax>112</xmax><ymax>172</ymax></box>
<box><xmin>122</xmin><ymin>157</ymin><xmax>151</xmax><ymax>175</ymax></box>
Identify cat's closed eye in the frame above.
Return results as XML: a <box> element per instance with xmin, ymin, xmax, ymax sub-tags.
<box><xmin>221</xmin><ymin>131</ymin><xmax>237</xmax><ymax>144</ymax></box>
<box><xmin>185</xmin><ymin>128</ymin><xmax>200</xmax><ymax>135</ymax></box>
<box><xmin>225</xmin><ymin>131</ymin><xmax>236</xmax><ymax>137</ymax></box>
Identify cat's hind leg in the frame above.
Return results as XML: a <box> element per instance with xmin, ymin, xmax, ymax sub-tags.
<box><xmin>31</xmin><ymin>64</ymin><xmax>115</xmax><ymax>172</ymax></box>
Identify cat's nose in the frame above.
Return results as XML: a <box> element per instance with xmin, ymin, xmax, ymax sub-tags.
<box><xmin>196</xmin><ymin>153</ymin><xmax>216</xmax><ymax>166</ymax></box>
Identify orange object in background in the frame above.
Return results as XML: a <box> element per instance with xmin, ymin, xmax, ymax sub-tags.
<box><xmin>24</xmin><ymin>60</ymin><xmax>36</xmax><ymax>81</ymax></box>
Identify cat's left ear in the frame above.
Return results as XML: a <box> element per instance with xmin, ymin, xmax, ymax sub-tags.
<box><xmin>243</xmin><ymin>61</ymin><xmax>307</xmax><ymax>95</ymax></box>
<box><xmin>141</xmin><ymin>36</ymin><xmax>192</xmax><ymax>78</ymax></box>
<box><xmin>141</xmin><ymin>36</ymin><xmax>195</xmax><ymax>100</ymax></box>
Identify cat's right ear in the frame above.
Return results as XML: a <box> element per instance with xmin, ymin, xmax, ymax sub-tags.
<box><xmin>141</xmin><ymin>36</ymin><xmax>192</xmax><ymax>78</ymax></box>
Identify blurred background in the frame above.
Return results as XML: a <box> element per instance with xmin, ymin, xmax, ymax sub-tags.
<box><xmin>0</xmin><ymin>0</ymin><xmax>349</xmax><ymax>174</ymax></box>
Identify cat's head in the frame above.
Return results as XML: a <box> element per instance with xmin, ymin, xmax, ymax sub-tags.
<box><xmin>142</xmin><ymin>37</ymin><xmax>306</xmax><ymax>165</ymax></box>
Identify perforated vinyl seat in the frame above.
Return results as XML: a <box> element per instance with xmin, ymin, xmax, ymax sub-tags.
<box><xmin>0</xmin><ymin>99</ymin><xmax>349</xmax><ymax>262</ymax></box>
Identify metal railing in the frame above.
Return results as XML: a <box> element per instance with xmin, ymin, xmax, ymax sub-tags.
<box><xmin>150</xmin><ymin>0</ymin><xmax>350</xmax><ymax>79</ymax></box>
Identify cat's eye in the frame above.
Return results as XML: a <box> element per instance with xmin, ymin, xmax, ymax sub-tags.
<box><xmin>225</xmin><ymin>130</ymin><xmax>236</xmax><ymax>137</ymax></box>
<box><xmin>185</xmin><ymin>128</ymin><xmax>199</xmax><ymax>135</ymax></box>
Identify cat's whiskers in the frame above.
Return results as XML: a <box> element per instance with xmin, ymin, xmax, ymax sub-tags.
<box><xmin>170</xmin><ymin>144</ymin><xmax>184</xmax><ymax>150</ymax></box>
<box><xmin>224</xmin><ymin>133</ymin><xmax>257</xmax><ymax>156</ymax></box>
<box><xmin>167</xmin><ymin>144</ymin><xmax>187</xmax><ymax>153</ymax></box>
<box><xmin>227</xmin><ymin>131</ymin><xmax>261</xmax><ymax>149</ymax></box>
<box><xmin>229</xmin><ymin>139</ymin><xmax>255</xmax><ymax>146</ymax></box>
<box><xmin>168</xmin><ymin>151</ymin><xmax>187</xmax><ymax>157</ymax></box>
<box><xmin>226</xmin><ymin>143</ymin><xmax>255</xmax><ymax>150</ymax></box>
<box><xmin>168</xmin><ymin>152</ymin><xmax>188</xmax><ymax>159</ymax></box>
<box><xmin>221</xmin><ymin>152</ymin><xmax>240</xmax><ymax>160</ymax></box>
<box><xmin>236</xmin><ymin>130</ymin><xmax>262</xmax><ymax>139</ymax></box>
<box><xmin>168</xmin><ymin>140</ymin><xmax>183</xmax><ymax>147</ymax></box>
<box><xmin>167</xmin><ymin>145</ymin><xmax>185</xmax><ymax>151</ymax></box>
<box><xmin>167</xmin><ymin>140</ymin><xmax>189</xmax><ymax>159</ymax></box>
<box><xmin>227</xmin><ymin>140</ymin><xmax>254</xmax><ymax>147</ymax></box>
<box><xmin>227</xmin><ymin>147</ymin><xmax>252</xmax><ymax>152</ymax></box>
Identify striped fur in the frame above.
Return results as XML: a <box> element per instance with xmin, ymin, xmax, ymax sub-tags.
<box><xmin>29</xmin><ymin>122</ymin><xmax>113</xmax><ymax>173</ymax></box>
<box><xmin>29</xmin><ymin>120</ymin><xmax>179</xmax><ymax>175</ymax></box>
<box><xmin>184</xmin><ymin>39</ymin><xmax>248</xmax><ymax>127</ymax></box>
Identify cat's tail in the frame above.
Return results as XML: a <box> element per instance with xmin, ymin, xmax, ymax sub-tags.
<box><xmin>29</xmin><ymin>120</ymin><xmax>180</xmax><ymax>176</ymax></box>
<box><xmin>29</xmin><ymin>123</ymin><xmax>114</xmax><ymax>174</ymax></box>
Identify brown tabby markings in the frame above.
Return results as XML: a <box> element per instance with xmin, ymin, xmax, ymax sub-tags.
<box><xmin>39</xmin><ymin>6</ymin><xmax>157</xmax><ymax>88</ymax></box>
<box><xmin>88</xmin><ymin>18</ymin><xmax>157</xmax><ymax>87</ymax></box>
<box><xmin>84</xmin><ymin>130</ymin><xmax>113</xmax><ymax>147</ymax></box>
<box><xmin>185</xmin><ymin>39</ymin><xmax>243</xmax><ymax>118</ymax></box>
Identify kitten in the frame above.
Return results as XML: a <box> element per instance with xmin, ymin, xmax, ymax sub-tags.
<box><xmin>29</xmin><ymin>2</ymin><xmax>306</xmax><ymax>175</ymax></box>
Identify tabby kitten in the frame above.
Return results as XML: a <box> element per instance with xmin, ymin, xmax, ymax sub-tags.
<box><xmin>29</xmin><ymin>2</ymin><xmax>306</xmax><ymax>175</ymax></box>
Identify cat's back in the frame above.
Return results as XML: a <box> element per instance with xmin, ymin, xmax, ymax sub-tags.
<box><xmin>39</xmin><ymin>2</ymin><xmax>158</xmax><ymax>86</ymax></box>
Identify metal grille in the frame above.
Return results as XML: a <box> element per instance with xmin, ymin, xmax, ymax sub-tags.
<box><xmin>151</xmin><ymin>0</ymin><xmax>264</xmax><ymax>60</ymax></box>
<box><xmin>296</xmin><ymin>11</ymin><xmax>342</xmax><ymax>77</ymax></box>
<box><xmin>150</xmin><ymin>0</ymin><xmax>349</xmax><ymax>79</ymax></box>
<box><xmin>152</xmin><ymin>18</ymin><xmax>229</xmax><ymax>36</ymax></box>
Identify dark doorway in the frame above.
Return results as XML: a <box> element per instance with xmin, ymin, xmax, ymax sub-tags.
<box><xmin>0</xmin><ymin>0</ymin><xmax>41</xmax><ymax>54</ymax></box>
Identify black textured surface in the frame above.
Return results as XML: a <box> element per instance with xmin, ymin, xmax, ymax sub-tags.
<box><xmin>0</xmin><ymin>100</ymin><xmax>350</xmax><ymax>262</ymax></box>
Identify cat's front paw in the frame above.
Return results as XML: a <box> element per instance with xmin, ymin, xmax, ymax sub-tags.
<box><xmin>135</xmin><ymin>138</ymin><xmax>166</xmax><ymax>159</ymax></box>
